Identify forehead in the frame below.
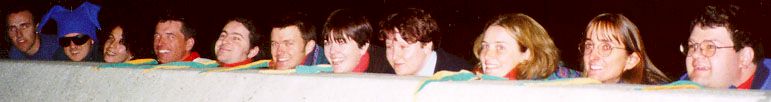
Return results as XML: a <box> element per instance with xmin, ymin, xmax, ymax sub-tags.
<box><xmin>110</xmin><ymin>26</ymin><xmax>124</xmax><ymax>36</ymax></box>
<box><xmin>7</xmin><ymin>11</ymin><xmax>33</xmax><ymax>22</ymax></box>
<box><xmin>271</xmin><ymin>26</ymin><xmax>302</xmax><ymax>41</ymax></box>
<box><xmin>482</xmin><ymin>26</ymin><xmax>517</xmax><ymax>42</ymax></box>
<box><xmin>689</xmin><ymin>25</ymin><xmax>732</xmax><ymax>43</ymax></box>
<box><xmin>586</xmin><ymin>25</ymin><xmax>623</xmax><ymax>43</ymax></box>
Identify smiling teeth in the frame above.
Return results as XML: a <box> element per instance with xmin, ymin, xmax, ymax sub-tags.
<box><xmin>159</xmin><ymin>50</ymin><xmax>170</xmax><ymax>53</ymax></box>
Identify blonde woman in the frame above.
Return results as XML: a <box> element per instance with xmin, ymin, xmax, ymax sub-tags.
<box><xmin>473</xmin><ymin>13</ymin><xmax>580</xmax><ymax>80</ymax></box>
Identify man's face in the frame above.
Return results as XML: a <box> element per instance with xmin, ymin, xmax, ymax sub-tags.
<box><xmin>216</xmin><ymin>21</ymin><xmax>256</xmax><ymax>64</ymax></box>
<box><xmin>6</xmin><ymin>11</ymin><xmax>38</xmax><ymax>54</ymax></box>
<box><xmin>384</xmin><ymin>29</ymin><xmax>432</xmax><ymax>75</ymax></box>
<box><xmin>270</xmin><ymin>26</ymin><xmax>307</xmax><ymax>70</ymax></box>
<box><xmin>104</xmin><ymin>27</ymin><xmax>132</xmax><ymax>63</ymax></box>
<box><xmin>62</xmin><ymin>33</ymin><xmax>93</xmax><ymax>61</ymax></box>
<box><xmin>154</xmin><ymin>21</ymin><xmax>192</xmax><ymax>64</ymax></box>
<box><xmin>686</xmin><ymin>25</ymin><xmax>741</xmax><ymax>88</ymax></box>
<box><xmin>323</xmin><ymin>32</ymin><xmax>368</xmax><ymax>73</ymax></box>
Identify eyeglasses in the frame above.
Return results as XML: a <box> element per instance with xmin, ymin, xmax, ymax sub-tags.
<box><xmin>59</xmin><ymin>34</ymin><xmax>91</xmax><ymax>47</ymax></box>
<box><xmin>680</xmin><ymin>40</ymin><xmax>734</xmax><ymax>57</ymax></box>
<box><xmin>579</xmin><ymin>41</ymin><xmax>626</xmax><ymax>57</ymax></box>
<box><xmin>8</xmin><ymin>23</ymin><xmax>33</xmax><ymax>32</ymax></box>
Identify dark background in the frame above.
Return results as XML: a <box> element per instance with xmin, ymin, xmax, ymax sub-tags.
<box><xmin>2</xmin><ymin>0</ymin><xmax>770</xmax><ymax>80</ymax></box>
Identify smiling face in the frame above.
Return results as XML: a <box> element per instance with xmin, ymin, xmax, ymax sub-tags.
<box><xmin>6</xmin><ymin>10</ymin><xmax>39</xmax><ymax>55</ymax></box>
<box><xmin>324</xmin><ymin>31</ymin><xmax>368</xmax><ymax>73</ymax></box>
<box><xmin>216</xmin><ymin>21</ymin><xmax>257</xmax><ymax>64</ymax></box>
<box><xmin>583</xmin><ymin>29</ymin><xmax>634</xmax><ymax>83</ymax></box>
<box><xmin>63</xmin><ymin>33</ymin><xmax>93</xmax><ymax>61</ymax></box>
<box><xmin>686</xmin><ymin>25</ymin><xmax>742</xmax><ymax>88</ymax></box>
<box><xmin>384</xmin><ymin>29</ymin><xmax>432</xmax><ymax>75</ymax></box>
<box><xmin>103</xmin><ymin>26</ymin><xmax>132</xmax><ymax>63</ymax></box>
<box><xmin>479</xmin><ymin>26</ymin><xmax>525</xmax><ymax>77</ymax></box>
<box><xmin>154</xmin><ymin>21</ymin><xmax>193</xmax><ymax>64</ymax></box>
<box><xmin>270</xmin><ymin>26</ymin><xmax>308</xmax><ymax>70</ymax></box>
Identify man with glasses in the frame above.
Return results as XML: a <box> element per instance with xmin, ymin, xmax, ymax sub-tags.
<box><xmin>681</xmin><ymin>5</ymin><xmax>770</xmax><ymax>90</ymax></box>
<box><xmin>42</xmin><ymin>2</ymin><xmax>103</xmax><ymax>62</ymax></box>
<box><xmin>5</xmin><ymin>2</ymin><xmax>60</xmax><ymax>60</ymax></box>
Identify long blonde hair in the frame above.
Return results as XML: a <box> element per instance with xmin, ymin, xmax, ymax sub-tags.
<box><xmin>473</xmin><ymin>13</ymin><xmax>560</xmax><ymax>80</ymax></box>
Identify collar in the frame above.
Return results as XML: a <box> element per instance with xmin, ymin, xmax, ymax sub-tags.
<box><xmin>416</xmin><ymin>51</ymin><xmax>437</xmax><ymax>76</ymax></box>
<box><xmin>352</xmin><ymin>52</ymin><xmax>370</xmax><ymax>73</ymax></box>
<box><xmin>220</xmin><ymin>58</ymin><xmax>253</xmax><ymax>68</ymax></box>
<box><xmin>182</xmin><ymin>52</ymin><xmax>200</xmax><ymax>61</ymax></box>
<box><xmin>737</xmin><ymin>73</ymin><xmax>755</xmax><ymax>89</ymax></box>
<box><xmin>504</xmin><ymin>68</ymin><xmax>518</xmax><ymax>80</ymax></box>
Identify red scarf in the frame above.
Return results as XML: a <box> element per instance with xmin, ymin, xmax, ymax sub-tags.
<box><xmin>352</xmin><ymin>52</ymin><xmax>370</xmax><ymax>73</ymax></box>
<box><xmin>182</xmin><ymin>52</ymin><xmax>200</xmax><ymax>61</ymax></box>
<box><xmin>220</xmin><ymin>58</ymin><xmax>253</xmax><ymax>67</ymax></box>
<box><xmin>737</xmin><ymin>73</ymin><xmax>755</xmax><ymax>89</ymax></box>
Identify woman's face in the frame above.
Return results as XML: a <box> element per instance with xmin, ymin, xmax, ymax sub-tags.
<box><xmin>582</xmin><ymin>29</ymin><xmax>635</xmax><ymax>83</ymax></box>
<box><xmin>103</xmin><ymin>27</ymin><xmax>132</xmax><ymax>63</ymax></box>
<box><xmin>324</xmin><ymin>32</ymin><xmax>368</xmax><ymax>73</ymax></box>
<box><xmin>479</xmin><ymin>26</ymin><xmax>527</xmax><ymax>77</ymax></box>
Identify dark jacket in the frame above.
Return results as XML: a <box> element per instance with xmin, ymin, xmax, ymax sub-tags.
<box><xmin>365</xmin><ymin>45</ymin><xmax>395</xmax><ymax>74</ymax></box>
<box><xmin>434</xmin><ymin>49</ymin><xmax>472</xmax><ymax>73</ymax></box>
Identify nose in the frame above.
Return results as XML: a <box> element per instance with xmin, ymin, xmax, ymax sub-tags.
<box><xmin>482</xmin><ymin>49</ymin><xmax>498</xmax><ymax>60</ymax></box>
<box><xmin>68</xmin><ymin>41</ymin><xmax>79</xmax><ymax>49</ymax></box>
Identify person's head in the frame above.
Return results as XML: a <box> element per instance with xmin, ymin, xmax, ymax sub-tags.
<box><xmin>60</xmin><ymin>32</ymin><xmax>94</xmax><ymax>61</ymax></box>
<box><xmin>684</xmin><ymin>5</ymin><xmax>763</xmax><ymax>88</ymax></box>
<box><xmin>270</xmin><ymin>12</ymin><xmax>317</xmax><ymax>70</ymax></box>
<box><xmin>379</xmin><ymin>8</ymin><xmax>439</xmax><ymax>75</ymax></box>
<box><xmin>322</xmin><ymin>9</ymin><xmax>373</xmax><ymax>73</ymax></box>
<box><xmin>6</xmin><ymin>3</ymin><xmax>39</xmax><ymax>55</ymax></box>
<box><xmin>473</xmin><ymin>13</ymin><xmax>559</xmax><ymax>80</ymax></box>
<box><xmin>215</xmin><ymin>17</ymin><xmax>260</xmax><ymax>64</ymax></box>
<box><xmin>154</xmin><ymin>14</ymin><xmax>196</xmax><ymax>64</ymax></box>
<box><xmin>582</xmin><ymin>13</ymin><xmax>668</xmax><ymax>84</ymax></box>
<box><xmin>103</xmin><ymin>25</ymin><xmax>132</xmax><ymax>63</ymax></box>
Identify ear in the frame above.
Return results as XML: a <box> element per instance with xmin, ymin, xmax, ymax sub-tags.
<box><xmin>422</xmin><ymin>42</ymin><xmax>434</xmax><ymax>54</ymax></box>
<box><xmin>304</xmin><ymin>40</ymin><xmax>316</xmax><ymax>55</ymax></box>
<box><xmin>623</xmin><ymin>52</ymin><xmax>641</xmax><ymax>71</ymax></box>
<box><xmin>521</xmin><ymin>49</ymin><xmax>532</xmax><ymax>62</ymax></box>
<box><xmin>738</xmin><ymin>46</ymin><xmax>755</xmax><ymax>70</ymax></box>
<box><xmin>360</xmin><ymin>43</ymin><xmax>370</xmax><ymax>55</ymax></box>
<box><xmin>247</xmin><ymin>46</ymin><xmax>260</xmax><ymax>59</ymax></box>
<box><xmin>186</xmin><ymin>38</ymin><xmax>195</xmax><ymax>51</ymax></box>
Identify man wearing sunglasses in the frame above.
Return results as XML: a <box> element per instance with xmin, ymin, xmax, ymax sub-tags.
<box><xmin>5</xmin><ymin>3</ymin><xmax>61</xmax><ymax>60</ymax></box>
<box><xmin>42</xmin><ymin>2</ymin><xmax>103</xmax><ymax>62</ymax></box>
<box><xmin>681</xmin><ymin>5</ymin><xmax>770</xmax><ymax>90</ymax></box>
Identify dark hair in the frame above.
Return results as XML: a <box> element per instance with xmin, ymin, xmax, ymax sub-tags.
<box><xmin>378</xmin><ymin>8</ymin><xmax>440</xmax><ymax>49</ymax></box>
<box><xmin>157</xmin><ymin>12</ymin><xmax>196</xmax><ymax>39</ymax></box>
<box><xmin>322</xmin><ymin>9</ymin><xmax>372</xmax><ymax>48</ymax></box>
<box><xmin>691</xmin><ymin>5</ymin><xmax>764</xmax><ymax>64</ymax></box>
<box><xmin>5</xmin><ymin>1</ymin><xmax>38</xmax><ymax>24</ymax></box>
<box><xmin>270</xmin><ymin>12</ymin><xmax>316</xmax><ymax>42</ymax></box>
<box><xmin>227</xmin><ymin>17</ymin><xmax>261</xmax><ymax>48</ymax></box>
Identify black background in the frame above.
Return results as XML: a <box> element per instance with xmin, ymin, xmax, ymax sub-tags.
<box><xmin>2</xmin><ymin>0</ymin><xmax>770</xmax><ymax>80</ymax></box>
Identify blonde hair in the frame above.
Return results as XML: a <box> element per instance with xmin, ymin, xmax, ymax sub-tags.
<box><xmin>584</xmin><ymin>13</ymin><xmax>671</xmax><ymax>84</ymax></box>
<box><xmin>473</xmin><ymin>13</ymin><xmax>560</xmax><ymax>80</ymax></box>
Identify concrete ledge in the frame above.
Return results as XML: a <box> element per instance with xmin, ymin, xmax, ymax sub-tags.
<box><xmin>0</xmin><ymin>60</ymin><xmax>768</xmax><ymax>102</ymax></box>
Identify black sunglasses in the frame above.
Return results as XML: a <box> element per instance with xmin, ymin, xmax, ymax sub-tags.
<box><xmin>59</xmin><ymin>34</ymin><xmax>91</xmax><ymax>47</ymax></box>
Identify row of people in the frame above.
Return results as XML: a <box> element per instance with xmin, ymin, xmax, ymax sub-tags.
<box><xmin>5</xmin><ymin>2</ymin><xmax>769</xmax><ymax>90</ymax></box>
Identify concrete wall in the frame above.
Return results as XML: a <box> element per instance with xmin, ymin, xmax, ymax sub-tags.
<box><xmin>0</xmin><ymin>60</ymin><xmax>768</xmax><ymax>102</ymax></box>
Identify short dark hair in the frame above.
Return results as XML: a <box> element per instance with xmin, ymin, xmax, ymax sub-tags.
<box><xmin>270</xmin><ymin>12</ymin><xmax>316</xmax><ymax>42</ymax></box>
<box><xmin>5</xmin><ymin>1</ymin><xmax>38</xmax><ymax>24</ymax></box>
<box><xmin>227</xmin><ymin>17</ymin><xmax>261</xmax><ymax>48</ymax></box>
<box><xmin>322</xmin><ymin>9</ymin><xmax>372</xmax><ymax>48</ymax></box>
<box><xmin>157</xmin><ymin>12</ymin><xmax>196</xmax><ymax>39</ymax></box>
<box><xmin>379</xmin><ymin>8</ymin><xmax>440</xmax><ymax>49</ymax></box>
<box><xmin>691</xmin><ymin>5</ymin><xmax>764</xmax><ymax>64</ymax></box>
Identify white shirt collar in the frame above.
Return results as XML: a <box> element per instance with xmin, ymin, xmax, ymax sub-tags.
<box><xmin>416</xmin><ymin>51</ymin><xmax>437</xmax><ymax>76</ymax></box>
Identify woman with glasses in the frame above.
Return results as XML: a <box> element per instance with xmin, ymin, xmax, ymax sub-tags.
<box><xmin>472</xmin><ymin>13</ymin><xmax>580</xmax><ymax>80</ymax></box>
<box><xmin>581</xmin><ymin>13</ymin><xmax>670</xmax><ymax>84</ymax></box>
